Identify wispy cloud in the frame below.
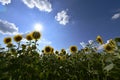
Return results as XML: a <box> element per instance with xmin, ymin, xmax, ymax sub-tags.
<box><xmin>22</xmin><ymin>0</ymin><xmax>52</xmax><ymax>12</ymax></box>
<box><xmin>0</xmin><ymin>0</ymin><xmax>11</xmax><ymax>5</ymax></box>
<box><xmin>88</xmin><ymin>40</ymin><xmax>94</xmax><ymax>45</ymax></box>
<box><xmin>80</xmin><ymin>39</ymin><xmax>115</xmax><ymax>52</ymax></box>
<box><xmin>97</xmin><ymin>44</ymin><xmax>104</xmax><ymax>50</ymax></box>
<box><xmin>21</xmin><ymin>31</ymin><xmax>30</xmax><ymax>38</ymax></box>
<box><xmin>112</xmin><ymin>13</ymin><xmax>120</xmax><ymax>20</ymax></box>
<box><xmin>55</xmin><ymin>10</ymin><xmax>69</xmax><ymax>25</ymax></box>
<box><xmin>0</xmin><ymin>19</ymin><xmax>18</xmax><ymax>35</ymax></box>
<box><xmin>80</xmin><ymin>40</ymin><xmax>103</xmax><ymax>51</ymax></box>
<box><xmin>80</xmin><ymin>42</ymin><xmax>87</xmax><ymax>48</ymax></box>
<box><xmin>38</xmin><ymin>38</ymin><xmax>52</xmax><ymax>46</ymax></box>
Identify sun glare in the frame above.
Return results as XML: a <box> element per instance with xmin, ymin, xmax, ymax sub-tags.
<box><xmin>34</xmin><ymin>23</ymin><xmax>43</xmax><ymax>32</ymax></box>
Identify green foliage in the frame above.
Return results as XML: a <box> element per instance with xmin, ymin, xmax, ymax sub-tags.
<box><xmin>0</xmin><ymin>50</ymin><xmax>120</xmax><ymax>80</ymax></box>
<box><xmin>1</xmin><ymin>33</ymin><xmax>120</xmax><ymax>80</ymax></box>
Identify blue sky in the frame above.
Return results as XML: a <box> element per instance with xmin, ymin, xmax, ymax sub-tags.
<box><xmin>0</xmin><ymin>0</ymin><xmax>120</xmax><ymax>50</ymax></box>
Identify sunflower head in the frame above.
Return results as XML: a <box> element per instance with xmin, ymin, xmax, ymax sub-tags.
<box><xmin>6</xmin><ymin>43</ymin><xmax>13</xmax><ymax>48</ymax></box>
<box><xmin>57</xmin><ymin>56</ymin><xmax>63</xmax><ymax>60</ymax></box>
<box><xmin>4</xmin><ymin>37</ymin><xmax>12</xmax><ymax>44</ymax></box>
<box><xmin>84</xmin><ymin>47</ymin><xmax>89</xmax><ymax>52</ymax></box>
<box><xmin>109</xmin><ymin>39</ymin><xmax>116</xmax><ymax>48</ymax></box>
<box><xmin>60</xmin><ymin>49</ymin><xmax>66</xmax><ymax>55</ymax></box>
<box><xmin>31</xmin><ymin>31</ymin><xmax>41</xmax><ymax>40</ymax></box>
<box><xmin>21</xmin><ymin>44</ymin><xmax>26</xmax><ymax>49</ymax></box>
<box><xmin>10</xmin><ymin>48</ymin><xmax>16</xmax><ymax>54</ymax></box>
<box><xmin>26</xmin><ymin>33</ymin><xmax>33</xmax><ymax>41</ymax></box>
<box><xmin>61</xmin><ymin>49</ymin><xmax>65</xmax><ymax>53</ymax></box>
<box><xmin>42</xmin><ymin>50</ymin><xmax>44</xmax><ymax>53</ymax></box>
<box><xmin>44</xmin><ymin>46</ymin><xmax>52</xmax><ymax>54</ymax></box>
<box><xmin>14</xmin><ymin>34</ymin><xmax>22</xmax><ymax>42</ymax></box>
<box><xmin>51</xmin><ymin>47</ymin><xmax>54</xmax><ymax>54</ymax></box>
<box><xmin>104</xmin><ymin>44</ymin><xmax>115</xmax><ymax>53</ymax></box>
<box><xmin>55</xmin><ymin>50</ymin><xmax>59</xmax><ymax>54</ymax></box>
<box><xmin>96</xmin><ymin>35</ymin><xmax>103</xmax><ymax>44</ymax></box>
<box><xmin>93</xmin><ymin>47</ymin><xmax>98</xmax><ymax>51</ymax></box>
<box><xmin>70</xmin><ymin>46</ymin><xmax>78</xmax><ymax>53</ymax></box>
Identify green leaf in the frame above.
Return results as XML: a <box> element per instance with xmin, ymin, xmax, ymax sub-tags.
<box><xmin>114</xmin><ymin>53</ymin><xmax>120</xmax><ymax>59</ymax></box>
<box><xmin>105</xmin><ymin>57</ymin><xmax>112</xmax><ymax>63</ymax></box>
<box><xmin>114</xmin><ymin>37</ymin><xmax>120</xmax><ymax>42</ymax></box>
<box><xmin>104</xmin><ymin>63</ymin><xmax>114</xmax><ymax>71</ymax></box>
<box><xmin>39</xmin><ymin>72</ymin><xmax>44</xmax><ymax>79</ymax></box>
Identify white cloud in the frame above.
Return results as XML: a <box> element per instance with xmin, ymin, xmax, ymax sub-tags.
<box><xmin>97</xmin><ymin>44</ymin><xmax>104</xmax><ymax>50</ymax></box>
<box><xmin>88</xmin><ymin>40</ymin><xmax>94</xmax><ymax>45</ymax></box>
<box><xmin>22</xmin><ymin>0</ymin><xmax>52</xmax><ymax>12</ymax></box>
<box><xmin>38</xmin><ymin>38</ymin><xmax>52</xmax><ymax>46</ymax></box>
<box><xmin>80</xmin><ymin>42</ymin><xmax>87</xmax><ymax>48</ymax></box>
<box><xmin>21</xmin><ymin>38</ymin><xmax>28</xmax><ymax>43</ymax></box>
<box><xmin>55</xmin><ymin>10</ymin><xmax>69</xmax><ymax>25</ymax></box>
<box><xmin>80</xmin><ymin>40</ymin><xmax>104</xmax><ymax>51</ymax></box>
<box><xmin>112</xmin><ymin>13</ymin><xmax>120</xmax><ymax>20</ymax></box>
<box><xmin>0</xmin><ymin>0</ymin><xmax>11</xmax><ymax>5</ymax></box>
<box><xmin>0</xmin><ymin>19</ymin><xmax>18</xmax><ymax>35</ymax></box>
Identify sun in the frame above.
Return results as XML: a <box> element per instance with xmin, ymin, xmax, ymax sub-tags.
<box><xmin>34</xmin><ymin>23</ymin><xmax>43</xmax><ymax>32</ymax></box>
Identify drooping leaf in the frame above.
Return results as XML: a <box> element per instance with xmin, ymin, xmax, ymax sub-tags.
<box><xmin>104</xmin><ymin>63</ymin><xmax>114</xmax><ymax>71</ymax></box>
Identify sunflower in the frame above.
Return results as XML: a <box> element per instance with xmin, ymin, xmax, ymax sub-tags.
<box><xmin>109</xmin><ymin>39</ymin><xmax>116</xmax><ymax>48</ymax></box>
<box><xmin>70</xmin><ymin>46</ymin><xmax>78</xmax><ymax>53</ymax></box>
<box><xmin>60</xmin><ymin>48</ymin><xmax>66</xmax><ymax>53</ymax></box>
<box><xmin>44</xmin><ymin>46</ymin><xmax>52</xmax><ymax>54</ymax></box>
<box><xmin>57</xmin><ymin>55</ymin><xmax>63</xmax><ymax>60</ymax></box>
<box><xmin>21</xmin><ymin>44</ymin><xmax>26</xmax><ymax>49</ymax></box>
<box><xmin>31</xmin><ymin>31</ymin><xmax>41</xmax><ymax>40</ymax></box>
<box><xmin>26</xmin><ymin>33</ymin><xmax>33</xmax><ymax>41</ymax></box>
<box><xmin>55</xmin><ymin>50</ymin><xmax>59</xmax><ymax>54</ymax></box>
<box><xmin>84</xmin><ymin>47</ymin><xmax>89</xmax><ymax>52</ymax></box>
<box><xmin>14</xmin><ymin>34</ymin><xmax>22</xmax><ymax>42</ymax></box>
<box><xmin>41</xmin><ymin>50</ymin><xmax>44</xmax><ymax>53</ymax></box>
<box><xmin>51</xmin><ymin>47</ymin><xmax>54</xmax><ymax>54</ymax></box>
<box><xmin>6</xmin><ymin>43</ymin><xmax>13</xmax><ymax>48</ymax></box>
<box><xmin>61</xmin><ymin>49</ymin><xmax>65</xmax><ymax>53</ymax></box>
<box><xmin>10</xmin><ymin>48</ymin><xmax>16</xmax><ymax>54</ymax></box>
<box><xmin>104</xmin><ymin>44</ymin><xmax>114</xmax><ymax>53</ymax></box>
<box><xmin>4</xmin><ymin>37</ymin><xmax>12</xmax><ymax>44</ymax></box>
<box><xmin>60</xmin><ymin>49</ymin><xmax>66</xmax><ymax>55</ymax></box>
<box><xmin>96</xmin><ymin>35</ymin><xmax>103</xmax><ymax>44</ymax></box>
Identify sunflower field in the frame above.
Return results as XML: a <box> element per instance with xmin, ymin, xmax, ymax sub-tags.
<box><xmin>0</xmin><ymin>31</ymin><xmax>120</xmax><ymax>80</ymax></box>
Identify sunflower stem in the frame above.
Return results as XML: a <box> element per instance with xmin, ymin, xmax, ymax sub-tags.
<box><xmin>17</xmin><ymin>42</ymin><xmax>20</xmax><ymax>51</ymax></box>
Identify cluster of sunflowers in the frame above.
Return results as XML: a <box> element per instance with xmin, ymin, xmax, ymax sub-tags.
<box><xmin>4</xmin><ymin>31</ymin><xmax>41</xmax><ymax>45</ymax></box>
<box><xmin>0</xmin><ymin>31</ymin><xmax>120</xmax><ymax>80</ymax></box>
<box><xmin>2</xmin><ymin>30</ymin><xmax>79</xmax><ymax>60</ymax></box>
<box><xmin>96</xmin><ymin>35</ymin><xmax>118</xmax><ymax>53</ymax></box>
<box><xmin>2</xmin><ymin>31</ymin><xmax>118</xmax><ymax>55</ymax></box>
<box><xmin>2</xmin><ymin>31</ymin><xmax>120</xmax><ymax>63</ymax></box>
<box><xmin>2</xmin><ymin>31</ymin><xmax>40</xmax><ymax>55</ymax></box>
